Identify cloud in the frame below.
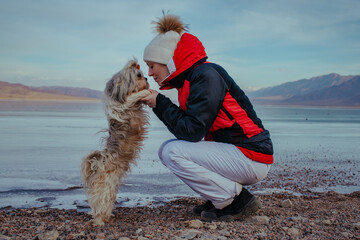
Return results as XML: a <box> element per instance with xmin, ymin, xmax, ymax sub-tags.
<box><xmin>0</xmin><ymin>0</ymin><xmax>359</xmax><ymax>90</ymax></box>
<box><xmin>198</xmin><ymin>0</ymin><xmax>360</xmax><ymax>55</ymax></box>
<box><xmin>279</xmin><ymin>67</ymin><xmax>288</xmax><ymax>73</ymax></box>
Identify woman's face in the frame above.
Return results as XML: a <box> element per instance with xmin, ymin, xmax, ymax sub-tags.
<box><xmin>146</xmin><ymin>61</ymin><xmax>170</xmax><ymax>87</ymax></box>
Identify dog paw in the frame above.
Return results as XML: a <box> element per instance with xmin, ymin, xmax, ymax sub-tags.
<box><xmin>139</xmin><ymin>89</ymin><xmax>151</xmax><ymax>97</ymax></box>
<box><xmin>87</xmin><ymin>218</ymin><xmax>105</xmax><ymax>226</ymax></box>
<box><xmin>126</xmin><ymin>90</ymin><xmax>151</xmax><ymax>105</ymax></box>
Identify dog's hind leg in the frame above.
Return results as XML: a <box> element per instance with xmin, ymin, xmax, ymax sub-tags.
<box><xmin>87</xmin><ymin>169</ymin><xmax>121</xmax><ymax>225</ymax></box>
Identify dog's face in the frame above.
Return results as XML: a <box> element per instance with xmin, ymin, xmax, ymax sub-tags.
<box><xmin>105</xmin><ymin>59</ymin><xmax>149</xmax><ymax>104</ymax></box>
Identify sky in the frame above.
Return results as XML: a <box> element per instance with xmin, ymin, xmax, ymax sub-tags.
<box><xmin>0</xmin><ymin>0</ymin><xmax>359</xmax><ymax>92</ymax></box>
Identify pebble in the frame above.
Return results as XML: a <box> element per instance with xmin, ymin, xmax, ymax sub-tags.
<box><xmin>0</xmin><ymin>235</ymin><xmax>11</xmax><ymax>240</ymax></box>
<box><xmin>341</xmin><ymin>232</ymin><xmax>351</xmax><ymax>238</ymax></box>
<box><xmin>352</xmin><ymin>222</ymin><xmax>360</xmax><ymax>230</ymax></box>
<box><xmin>206</xmin><ymin>222</ymin><xmax>217</xmax><ymax>230</ymax></box>
<box><xmin>216</xmin><ymin>236</ymin><xmax>227</xmax><ymax>240</ymax></box>
<box><xmin>287</xmin><ymin>227</ymin><xmax>301</xmax><ymax>237</ymax></box>
<box><xmin>35</xmin><ymin>230</ymin><xmax>59</xmax><ymax>240</ymax></box>
<box><xmin>257</xmin><ymin>231</ymin><xmax>268</xmax><ymax>239</ymax></box>
<box><xmin>171</xmin><ymin>237</ymin><xmax>183</xmax><ymax>240</ymax></box>
<box><xmin>247</xmin><ymin>216</ymin><xmax>270</xmax><ymax>225</ymax></box>
<box><xmin>218</xmin><ymin>230</ymin><xmax>231</xmax><ymax>237</ymax></box>
<box><xmin>281</xmin><ymin>199</ymin><xmax>293</xmax><ymax>208</ymax></box>
<box><xmin>95</xmin><ymin>232</ymin><xmax>106</xmax><ymax>239</ymax></box>
<box><xmin>219</xmin><ymin>222</ymin><xmax>227</xmax><ymax>228</ymax></box>
<box><xmin>137</xmin><ymin>237</ymin><xmax>149</xmax><ymax>240</ymax></box>
<box><xmin>0</xmin><ymin>193</ymin><xmax>359</xmax><ymax>239</ymax></box>
<box><xmin>321</xmin><ymin>219</ymin><xmax>331</xmax><ymax>225</ymax></box>
<box><xmin>185</xmin><ymin>219</ymin><xmax>203</xmax><ymax>228</ymax></box>
<box><xmin>58</xmin><ymin>215</ymin><xmax>66</xmax><ymax>221</ymax></box>
<box><xmin>35</xmin><ymin>209</ymin><xmax>49</xmax><ymax>214</ymax></box>
<box><xmin>283</xmin><ymin>227</ymin><xmax>301</xmax><ymax>237</ymax></box>
<box><xmin>288</xmin><ymin>216</ymin><xmax>308</xmax><ymax>222</ymax></box>
<box><xmin>179</xmin><ymin>229</ymin><xmax>202</xmax><ymax>239</ymax></box>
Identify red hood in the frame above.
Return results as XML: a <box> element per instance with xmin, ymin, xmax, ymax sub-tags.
<box><xmin>160</xmin><ymin>33</ymin><xmax>207</xmax><ymax>90</ymax></box>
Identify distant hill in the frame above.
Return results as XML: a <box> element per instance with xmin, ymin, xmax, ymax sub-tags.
<box><xmin>248</xmin><ymin>73</ymin><xmax>360</xmax><ymax>107</ymax></box>
<box><xmin>30</xmin><ymin>86</ymin><xmax>103</xmax><ymax>99</ymax></box>
<box><xmin>0</xmin><ymin>81</ymin><xmax>102</xmax><ymax>101</ymax></box>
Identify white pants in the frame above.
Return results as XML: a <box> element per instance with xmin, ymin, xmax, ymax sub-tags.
<box><xmin>158</xmin><ymin>139</ymin><xmax>271</xmax><ymax>209</ymax></box>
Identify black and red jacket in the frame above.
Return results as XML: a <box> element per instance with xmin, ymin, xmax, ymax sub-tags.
<box><xmin>153</xmin><ymin>33</ymin><xmax>273</xmax><ymax>164</ymax></box>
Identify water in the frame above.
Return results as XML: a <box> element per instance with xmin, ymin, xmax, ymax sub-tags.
<box><xmin>0</xmin><ymin>101</ymin><xmax>359</xmax><ymax>210</ymax></box>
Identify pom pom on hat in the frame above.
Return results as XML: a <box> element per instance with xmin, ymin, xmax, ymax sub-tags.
<box><xmin>143</xmin><ymin>14</ymin><xmax>187</xmax><ymax>65</ymax></box>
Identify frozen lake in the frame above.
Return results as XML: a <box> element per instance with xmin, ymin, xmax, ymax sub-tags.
<box><xmin>0</xmin><ymin>100</ymin><xmax>359</xmax><ymax>209</ymax></box>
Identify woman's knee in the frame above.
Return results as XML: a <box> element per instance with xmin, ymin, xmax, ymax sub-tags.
<box><xmin>254</xmin><ymin>163</ymin><xmax>271</xmax><ymax>182</ymax></box>
<box><xmin>158</xmin><ymin>139</ymin><xmax>180</xmax><ymax>166</ymax></box>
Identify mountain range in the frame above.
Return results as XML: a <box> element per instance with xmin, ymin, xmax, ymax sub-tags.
<box><xmin>0</xmin><ymin>81</ymin><xmax>102</xmax><ymax>101</ymax></box>
<box><xmin>1</xmin><ymin>73</ymin><xmax>359</xmax><ymax>106</ymax></box>
<box><xmin>247</xmin><ymin>73</ymin><xmax>360</xmax><ymax>107</ymax></box>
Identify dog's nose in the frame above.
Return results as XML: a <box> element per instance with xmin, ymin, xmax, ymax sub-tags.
<box><xmin>145</xmin><ymin>77</ymin><xmax>148</xmax><ymax>81</ymax></box>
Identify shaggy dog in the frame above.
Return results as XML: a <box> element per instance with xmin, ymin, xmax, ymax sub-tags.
<box><xmin>81</xmin><ymin>59</ymin><xmax>150</xmax><ymax>225</ymax></box>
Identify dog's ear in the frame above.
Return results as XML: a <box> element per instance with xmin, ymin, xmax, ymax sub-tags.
<box><xmin>105</xmin><ymin>73</ymin><xmax>128</xmax><ymax>104</ymax></box>
<box><xmin>127</xmin><ymin>58</ymin><xmax>139</xmax><ymax>69</ymax></box>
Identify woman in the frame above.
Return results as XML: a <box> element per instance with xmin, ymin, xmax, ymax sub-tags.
<box><xmin>142</xmin><ymin>14</ymin><xmax>273</xmax><ymax>222</ymax></box>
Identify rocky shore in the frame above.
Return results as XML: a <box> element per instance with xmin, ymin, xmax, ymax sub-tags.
<box><xmin>1</xmin><ymin>191</ymin><xmax>359</xmax><ymax>240</ymax></box>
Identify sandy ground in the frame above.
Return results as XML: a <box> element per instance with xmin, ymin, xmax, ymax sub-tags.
<box><xmin>1</xmin><ymin>191</ymin><xmax>359</xmax><ymax>240</ymax></box>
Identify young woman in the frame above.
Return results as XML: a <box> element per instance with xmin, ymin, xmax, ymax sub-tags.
<box><xmin>142</xmin><ymin>14</ymin><xmax>273</xmax><ymax>221</ymax></box>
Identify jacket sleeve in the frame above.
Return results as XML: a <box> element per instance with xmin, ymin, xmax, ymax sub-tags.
<box><xmin>153</xmin><ymin>66</ymin><xmax>228</xmax><ymax>142</ymax></box>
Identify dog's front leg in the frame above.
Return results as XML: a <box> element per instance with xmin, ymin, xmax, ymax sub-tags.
<box><xmin>126</xmin><ymin>89</ymin><xmax>151</xmax><ymax>107</ymax></box>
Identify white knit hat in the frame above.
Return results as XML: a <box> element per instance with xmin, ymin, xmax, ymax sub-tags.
<box><xmin>143</xmin><ymin>14</ymin><xmax>186</xmax><ymax>65</ymax></box>
<box><xmin>143</xmin><ymin>31</ymin><xmax>181</xmax><ymax>65</ymax></box>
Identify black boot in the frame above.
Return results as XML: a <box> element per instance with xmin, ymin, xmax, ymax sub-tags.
<box><xmin>201</xmin><ymin>188</ymin><xmax>261</xmax><ymax>222</ymax></box>
<box><xmin>192</xmin><ymin>200</ymin><xmax>215</xmax><ymax>215</ymax></box>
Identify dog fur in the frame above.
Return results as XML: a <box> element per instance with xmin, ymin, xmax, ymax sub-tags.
<box><xmin>81</xmin><ymin>59</ymin><xmax>150</xmax><ymax>225</ymax></box>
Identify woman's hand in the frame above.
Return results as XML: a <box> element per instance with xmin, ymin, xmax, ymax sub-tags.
<box><xmin>142</xmin><ymin>89</ymin><xmax>159</xmax><ymax>108</ymax></box>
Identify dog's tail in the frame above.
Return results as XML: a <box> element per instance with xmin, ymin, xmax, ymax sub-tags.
<box><xmin>81</xmin><ymin>150</ymin><xmax>103</xmax><ymax>186</ymax></box>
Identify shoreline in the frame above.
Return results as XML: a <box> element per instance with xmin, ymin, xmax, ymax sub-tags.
<box><xmin>1</xmin><ymin>98</ymin><xmax>359</xmax><ymax>108</ymax></box>
<box><xmin>0</xmin><ymin>184</ymin><xmax>358</xmax><ymax>211</ymax></box>
<box><xmin>1</xmin><ymin>191</ymin><xmax>359</xmax><ymax>239</ymax></box>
